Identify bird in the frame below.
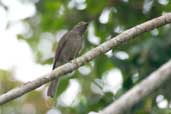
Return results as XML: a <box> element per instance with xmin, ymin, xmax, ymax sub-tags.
<box><xmin>47</xmin><ymin>21</ymin><xmax>88</xmax><ymax>97</ymax></box>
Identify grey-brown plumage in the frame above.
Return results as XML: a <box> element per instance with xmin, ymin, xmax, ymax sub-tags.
<box><xmin>47</xmin><ymin>22</ymin><xmax>88</xmax><ymax>97</ymax></box>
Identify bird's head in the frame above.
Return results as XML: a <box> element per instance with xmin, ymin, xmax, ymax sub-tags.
<box><xmin>72</xmin><ymin>21</ymin><xmax>88</xmax><ymax>34</ymax></box>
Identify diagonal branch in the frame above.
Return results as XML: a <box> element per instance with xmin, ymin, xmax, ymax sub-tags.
<box><xmin>0</xmin><ymin>13</ymin><xmax>171</xmax><ymax>105</ymax></box>
<box><xmin>99</xmin><ymin>60</ymin><xmax>171</xmax><ymax>114</ymax></box>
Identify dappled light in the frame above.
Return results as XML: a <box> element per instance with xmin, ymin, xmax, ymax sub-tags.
<box><xmin>0</xmin><ymin>0</ymin><xmax>171</xmax><ymax>114</ymax></box>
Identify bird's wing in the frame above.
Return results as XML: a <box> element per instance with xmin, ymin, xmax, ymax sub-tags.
<box><xmin>52</xmin><ymin>33</ymin><xmax>69</xmax><ymax>69</ymax></box>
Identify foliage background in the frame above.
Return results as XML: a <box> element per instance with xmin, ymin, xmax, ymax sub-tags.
<box><xmin>0</xmin><ymin>0</ymin><xmax>171</xmax><ymax>114</ymax></box>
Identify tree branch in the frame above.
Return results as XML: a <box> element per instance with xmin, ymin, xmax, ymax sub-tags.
<box><xmin>99</xmin><ymin>60</ymin><xmax>171</xmax><ymax>114</ymax></box>
<box><xmin>0</xmin><ymin>13</ymin><xmax>171</xmax><ymax>105</ymax></box>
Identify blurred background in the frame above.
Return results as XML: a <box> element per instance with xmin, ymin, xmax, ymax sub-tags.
<box><xmin>0</xmin><ymin>0</ymin><xmax>171</xmax><ymax>114</ymax></box>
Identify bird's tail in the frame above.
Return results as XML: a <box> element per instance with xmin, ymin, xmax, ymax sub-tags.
<box><xmin>47</xmin><ymin>78</ymin><xmax>59</xmax><ymax>97</ymax></box>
